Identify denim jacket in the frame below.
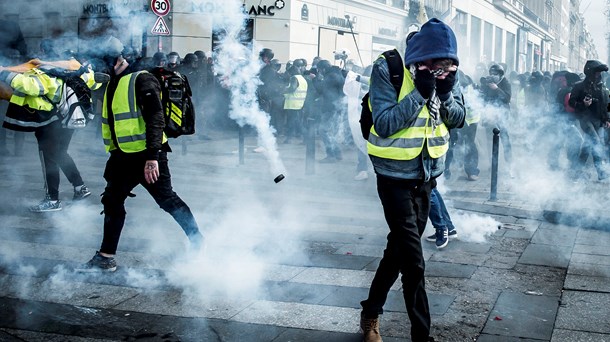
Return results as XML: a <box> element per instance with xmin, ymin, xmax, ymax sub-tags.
<box><xmin>369</xmin><ymin>58</ymin><xmax>466</xmax><ymax>181</ymax></box>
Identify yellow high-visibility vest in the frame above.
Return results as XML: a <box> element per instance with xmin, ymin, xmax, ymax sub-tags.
<box><xmin>5</xmin><ymin>68</ymin><xmax>61</xmax><ymax>111</ymax></box>
<box><xmin>102</xmin><ymin>71</ymin><xmax>167</xmax><ymax>153</ymax></box>
<box><xmin>367</xmin><ymin>62</ymin><xmax>449</xmax><ymax>160</ymax></box>
<box><xmin>284</xmin><ymin>75</ymin><xmax>307</xmax><ymax>110</ymax></box>
<box><xmin>465</xmin><ymin>106</ymin><xmax>480</xmax><ymax>125</ymax></box>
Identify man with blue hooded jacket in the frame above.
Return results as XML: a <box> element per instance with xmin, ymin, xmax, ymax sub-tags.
<box><xmin>359</xmin><ymin>18</ymin><xmax>465</xmax><ymax>342</ymax></box>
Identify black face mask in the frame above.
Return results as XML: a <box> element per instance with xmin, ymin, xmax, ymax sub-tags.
<box><xmin>102</xmin><ymin>56</ymin><xmax>119</xmax><ymax>76</ymax></box>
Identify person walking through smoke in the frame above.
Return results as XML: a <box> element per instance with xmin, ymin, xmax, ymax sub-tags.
<box><xmin>480</xmin><ymin>63</ymin><xmax>513</xmax><ymax>177</ymax></box>
<box><xmin>0</xmin><ymin>45</ymin><xmax>95</xmax><ymax>212</ymax></box>
<box><xmin>359</xmin><ymin>18</ymin><xmax>465</xmax><ymax>342</ymax></box>
<box><xmin>569</xmin><ymin>60</ymin><xmax>610</xmax><ymax>181</ymax></box>
<box><xmin>77</xmin><ymin>37</ymin><xmax>204</xmax><ymax>272</ymax></box>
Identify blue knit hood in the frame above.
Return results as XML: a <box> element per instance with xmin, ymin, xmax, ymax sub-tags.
<box><xmin>404</xmin><ymin>18</ymin><xmax>459</xmax><ymax>67</ymax></box>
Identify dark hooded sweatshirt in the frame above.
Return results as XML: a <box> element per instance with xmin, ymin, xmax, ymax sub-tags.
<box><xmin>569</xmin><ymin>60</ymin><xmax>609</xmax><ymax>126</ymax></box>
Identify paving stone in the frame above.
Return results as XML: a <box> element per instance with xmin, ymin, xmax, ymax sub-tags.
<box><xmin>154</xmin><ymin>315</ymin><xmax>288</xmax><ymax>342</ymax></box>
<box><xmin>290</xmin><ymin>267</ymin><xmax>389</xmax><ymax>289</ymax></box>
<box><xmin>476</xmin><ymin>334</ymin><xmax>542</xmax><ymax>342</ymax></box>
<box><xmin>555</xmin><ymin>291</ymin><xmax>610</xmax><ymax>334</ymax></box>
<box><xmin>274</xmin><ymin>329</ymin><xmax>361</xmax><ymax>342</ymax></box>
<box><xmin>293</xmin><ymin>252</ymin><xmax>377</xmax><ymax>270</ymax></box>
<box><xmin>482</xmin><ymin>291</ymin><xmax>559</xmax><ymax>340</ymax></box>
<box><xmin>551</xmin><ymin>329</ymin><xmax>610</xmax><ymax>342</ymax></box>
<box><xmin>518</xmin><ymin>244</ymin><xmax>572</xmax><ymax>268</ymax></box>
<box><xmin>300</xmin><ymin>231</ymin><xmax>387</xmax><ymax>245</ymax></box>
<box><xmin>430</xmin><ymin>250</ymin><xmax>489</xmax><ymax>266</ymax></box>
<box><xmin>483</xmin><ymin>254</ymin><xmax>519</xmax><ymax>269</ymax></box>
<box><xmin>334</xmin><ymin>244</ymin><xmax>383</xmax><ymax>258</ymax></box>
<box><xmin>563</xmin><ymin>274</ymin><xmax>610</xmax><ymax>293</ymax></box>
<box><xmin>573</xmin><ymin>243</ymin><xmax>610</xmax><ymax>256</ymax></box>
<box><xmin>568</xmin><ymin>262</ymin><xmax>610</xmax><ymax>278</ymax></box>
<box><xmin>319</xmin><ymin>286</ymin><xmax>454</xmax><ymax>316</ymax></box>
<box><xmin>113</xmin><ymin>290</ymin><xmax>254</xmax><ymax>320</ymax></box>
<box><xmin>263</xmin><ymin>281</ymin><xmax>336</xmax><ymax>305</ymax></box>
<box><xmin>503</xmin><ymin>229</ymin><xmax>535</xmax><ymax>239</ymax></box>
<box><xmin>570</xmin><ymin>253</ymin><xmax>610</xmax><ymax>266</ymax></box>
<box><xmin>531</xmin><ymin>226</ymin><xmax>578</xmax><ymax>247</ymax></box>
<box><xmin>575</xmin><ymin>228</ymin><xmax>610</xmax><ymax>246</ymax></box>
<box><xmin>231</xmin><ymin>300</ymin><xmax>361</xmax><ymax>333</ymax></box>
<box><xmin>1</xmin><ymin>328</ymin><xmax>116</xmax><ymax>342</ymax></box>
<box><xmin>425</xmin><ymin>261</ymin><xmax>477</xmax><ymax>278</ymax></box>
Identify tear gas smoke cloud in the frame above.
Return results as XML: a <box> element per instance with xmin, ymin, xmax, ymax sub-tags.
<box><xmin>206</xmin><ymin>1</ymin><xmax>287</xmax><ymax>179</ymax></box>
<box><xmin>459</xmin><ymin>81</ymin><xmax>610</xmax><ymax>221</ymax></box>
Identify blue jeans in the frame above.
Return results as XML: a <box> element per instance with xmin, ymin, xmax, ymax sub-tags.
<box><xmin>429</xmin><ymin>188</ymin><xmax>454</xmax><ymax>230</ymax></box>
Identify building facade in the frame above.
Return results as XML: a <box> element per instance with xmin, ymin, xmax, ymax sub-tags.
<box><xmin>0</xmin><ymin>0</ymin><xmax>602</xmax><ymax>74</ymax></box>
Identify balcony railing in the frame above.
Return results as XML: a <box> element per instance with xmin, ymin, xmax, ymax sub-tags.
<box><xmin>523</xmin><ymin>7</ymin><xmax>549</xmax><ymax>31</ymax></box>
<box><xmin>493</xmin><ymin>0</ymin><xmax>524</xmax><ymax>13</ymax></box>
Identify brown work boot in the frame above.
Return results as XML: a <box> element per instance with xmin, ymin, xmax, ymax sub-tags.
<box><xmin>359</xmin><ymin>313</ymin><xmax>382</xmax><ymax>342</ymax></box>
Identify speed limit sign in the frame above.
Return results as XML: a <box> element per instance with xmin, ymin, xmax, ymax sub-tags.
<box><xmin>151</xmin><ymin>0</ymin><xmax>170</xmax><ymax>16</ymax></box>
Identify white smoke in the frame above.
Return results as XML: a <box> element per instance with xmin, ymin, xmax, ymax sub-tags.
<box><xmin>207</xmin><ymin>2</ymin><xmax>286</xmax><ymax>178</ymax></box>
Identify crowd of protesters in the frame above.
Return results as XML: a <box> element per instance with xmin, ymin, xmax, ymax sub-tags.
<box><xmin>442</xmin><ymin>60</ymin><xmax>610</xmax><ymax>183</ymax></box>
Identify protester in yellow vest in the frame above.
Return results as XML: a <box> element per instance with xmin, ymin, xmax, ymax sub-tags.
<box><xmin>76</xmin><ymin>37</ymin><xmax>204</xmax><ymax>273</ymax></box>
<box><xmin>0</xmin><ymin>57</ymin><xmax>97</xmax><ymax>212</ymax></box>
<box><xmin>282</xmin><ymin>64</ymin><xmax>308</xmax><ymax>143</ymax></box>
<box><xmin>359</xmin><ymin>18</ymin><xmax>465</xmax><ymax>342</ymax></box>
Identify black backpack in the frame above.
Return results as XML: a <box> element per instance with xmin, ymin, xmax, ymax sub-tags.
<box><xmin>42</xmin><ymin>66</ymin><xmax>94</xmax><ymax>129</ymax></box>
<box><xmin>149</xmin><ymin>67</ymin><xmax>196</xmax><ymax>138</ymax></box>
<box><xmin>360</xmin><ymin>49</ymin><xmax>404</xmax><ymax>140</ymax></box>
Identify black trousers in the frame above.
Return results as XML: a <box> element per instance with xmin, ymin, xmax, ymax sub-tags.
<box><xmin>34</xmin><ymin>120</ymin><xmax>84</xmax><ymax>200</ymax></box>
<box><xmin>100</xmin><ymin>151</ymin><xmax>202</xmax><ymax>254</ymax></box>
<box><xmin>361</xmin><ymin>174</ymin><xmax>433</xmax><ymax>342</ymax></box>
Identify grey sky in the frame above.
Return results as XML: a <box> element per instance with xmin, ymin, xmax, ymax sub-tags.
<box><xmin>582</xmin><ymin>0</ymin><xmax>608</xmax><ymax>63</ymax></box>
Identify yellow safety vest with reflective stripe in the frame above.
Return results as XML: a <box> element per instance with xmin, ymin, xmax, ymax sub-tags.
<box><xmin>465</xmin><ymin>106</ymin><xmax>480</xmax><ymax>125</ymax></box>
<box><xmin>4</xmin><ymin>68</ymin><xmax>61</xmax><ymax>111</ymax></box>
<box><xmin>367</xmin><ymin>66</ymin><xmax>449</xmax><ymax>160</ymax></box>
<box><xmin>102</xmin><ymin>71</ymin><xmax>167</xmax><ymax>153</ymax></box>
<box><xmin>284</xmin><ymin>75</ymin><xmax>308</xmax><ymax>110</ymax></box>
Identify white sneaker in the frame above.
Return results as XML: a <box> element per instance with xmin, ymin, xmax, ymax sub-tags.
<box><xmin>354</xmin><ymin>171</ymin><xmax>368</xmax><ymax>181</ymax></box>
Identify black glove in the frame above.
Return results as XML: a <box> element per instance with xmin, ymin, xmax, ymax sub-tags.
<box><xmin>414</xmin><ymin>68</ymin><xmax>436</xmax><ymax>99</ymax></box>
<box><xmin>436</xmin><ymin>71</ymin><xmax>457</xmax><ymax>101</ymax></box>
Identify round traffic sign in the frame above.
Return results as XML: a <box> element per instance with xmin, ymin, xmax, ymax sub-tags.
<box><xmin>151</xmin><ymin>0</ymin><xmax>170</xmax><ymax>16</ymax></box>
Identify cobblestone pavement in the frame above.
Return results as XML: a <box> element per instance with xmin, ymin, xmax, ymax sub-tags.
<box><xmin>0</xmin><ymin>127</ymin><xmax>608</xmax><ymax>341</ymax></box>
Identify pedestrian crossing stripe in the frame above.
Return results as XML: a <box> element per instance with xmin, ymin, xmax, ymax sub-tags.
<box><xmin>151</xmin><ymin>16</ymin><xmax>170</xmax><ymax>36</ymax></box>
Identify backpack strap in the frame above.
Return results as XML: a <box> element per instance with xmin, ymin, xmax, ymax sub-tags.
<box><xmin>381</xmin><ymin>49</ymin><xmax>404</xmax><ymax>96</ymax></box>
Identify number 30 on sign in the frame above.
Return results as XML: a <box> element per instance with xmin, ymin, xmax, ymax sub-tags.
<box><xmin>151</xmin><ymin>0</ymin><xmax>170</xmax><ymax>16</ymax></box>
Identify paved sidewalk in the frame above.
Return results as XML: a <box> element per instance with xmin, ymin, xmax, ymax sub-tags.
<box><xmin>0</xmin><ymin>127</ymin><xmax>608</xmax><ymax>341</ymax></box>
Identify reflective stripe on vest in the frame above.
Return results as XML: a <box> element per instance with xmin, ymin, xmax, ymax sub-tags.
<box><xmin>366</xmin><ymin>59</ymin><xmax>449</xmax><ymax>161</ymax></box>
<box><xmin>102</xmin><ymin>71</ymin><xmax>167</xmax><ymax>153</ymax></box>
<box><xmin>465</xmin><ymin>106</ymin><xmax>480</xmax><ymax>125</ymax></box>
<box><xmin>9</xmin><ymin>69</ymin><xmax>61</xmax><ymax>111</ymax></box>
<box><xmin>284</xmin><ymin>75</ymin><xmax>308</xmax><ymax>110</ymax></box>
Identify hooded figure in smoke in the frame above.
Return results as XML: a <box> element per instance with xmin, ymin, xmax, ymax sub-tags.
<box><xmin>569</xmin><ymin>60</ymin><xmax>610</xmax><ymax>181</ymax></box>
<box><xmin>76</xmin><ymin>37</ymin><xmax>204</xmax><ymax>272</ymax></box>
<box><xmin>359</xmin><ymin>18</ymin><xmax>465</xmax><ymax>342</ymax></box>
<box><xmin>480</xmin><ymin>63</ymin><xmax>514</xmax><ymax>176</ymax></box>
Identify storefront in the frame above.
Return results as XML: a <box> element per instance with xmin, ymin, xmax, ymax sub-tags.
<box><xmin>241</xmin><ymin>0</ymin><xmax>407</xmax><ymax>68</ymax></box>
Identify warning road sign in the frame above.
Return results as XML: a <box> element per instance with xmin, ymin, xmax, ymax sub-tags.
<box><xmin>151</xmin><ymin>16</ymin><xmax>170</xmax><ymax>36</ymax></box>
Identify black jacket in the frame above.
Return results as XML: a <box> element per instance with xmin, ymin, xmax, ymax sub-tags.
<box><xmin>106</xmin><ymin>69</ymin><xmax>170</xmax><ymax>160</ymax></box>
<box><xmin>481</xmin><ymin>77</ymin><xmax>511</xmax><ymax>108</ymax></box>
<box><xmin>569</xmin><ymin>77</ymin><xmax>609</xmax><ymax>125</ymax></box>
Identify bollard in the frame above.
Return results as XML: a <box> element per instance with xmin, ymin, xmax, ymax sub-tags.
<box><xmin>238</xmin><ymin>126</ymin><xmax>245</xmax><ymax>165</ymax></box>
<box><xmin>490</xmin><ymin>127</ymin><xmax>500</xmax><ymax>201</ymax></box>
<box><xmin>305</xmin><ymin>116</ymin><xmax>315</xmax><ymax>175</ymax></box>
